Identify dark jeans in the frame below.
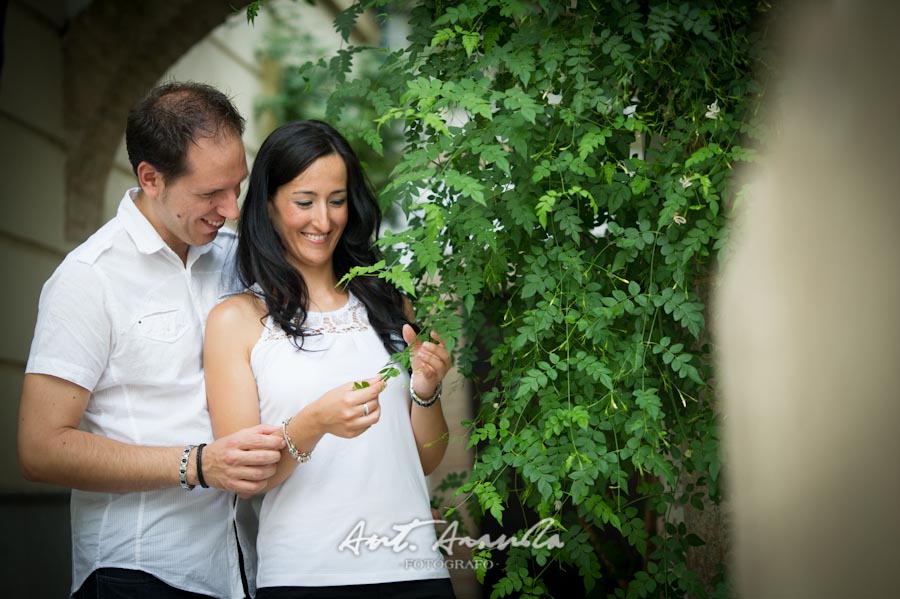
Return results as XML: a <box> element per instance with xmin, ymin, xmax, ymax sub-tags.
<box><xmin>256</xmin><ymin>578</ymin><xmax>455</xmax><ymax>599</ymax></box>
<box><xmin>73</xmin><ymin>568</ymin><xmax>218</xmax><ymax>599</ymax></box>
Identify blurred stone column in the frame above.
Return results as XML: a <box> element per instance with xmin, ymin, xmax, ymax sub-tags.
<box><xmin>715</xmin><ymin>2</ymin><xmax>900</xmax><ymax>597</ymax></box>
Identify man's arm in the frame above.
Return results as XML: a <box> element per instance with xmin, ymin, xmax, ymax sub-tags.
<box><xmin>18</xmin><ymin>373</ymin><xmax>285</xmax><ymax>494</ymax></box>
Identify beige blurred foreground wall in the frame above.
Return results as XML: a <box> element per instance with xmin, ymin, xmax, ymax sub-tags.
<box><xmin>715</xmin><ymin>2</ymin><xmax>900</xmax><ymax>598</ymax></box>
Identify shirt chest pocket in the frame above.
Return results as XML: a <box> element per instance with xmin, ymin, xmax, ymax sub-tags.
<box><xmin>114</xmin><ymin>307</ymin><xmax>200</xmax><ymax>384</ymax></box>
<box><xmin>129</xmin><ymin>308</ymin><xmax>189</xmax><ymax>343</ymax></box>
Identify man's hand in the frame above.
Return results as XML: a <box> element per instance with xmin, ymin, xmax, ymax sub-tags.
<box><xmin>18</xmin><ymin>373</ymin><xmax>285</xmax><ymax>494</ymax></box>
<box><xmin>196</xmin><ymin>424</ymin><xmax>285</xmax><ymax>496</ymax></box>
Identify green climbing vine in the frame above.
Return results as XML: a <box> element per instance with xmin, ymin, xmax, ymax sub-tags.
<box><xmin>247</xmin><ymin>1</ymin><xmax>772</xmax><ymax>596</ymax></box>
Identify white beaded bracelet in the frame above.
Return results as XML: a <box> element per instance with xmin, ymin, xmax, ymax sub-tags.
<box><xmin>282</xmin><ymin>417</ymin><xmax>312</xmax><ymax>463</ymax></box>
<box><xmin>179</xmin><ymin>444</ymin><xmax>196</xmax><ymax>490</ymax></box>
<box><xmin>409</xmin><ymin>372</ymin><xmax>442</xmax><ymax>408</ymax></box>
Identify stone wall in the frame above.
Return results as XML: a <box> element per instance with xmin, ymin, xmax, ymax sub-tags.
<box><xmin>0</xmin><ymin>1</ymin><xmax>283</xmax><ymax>594</ymax></box>
<box><xmin>0</xmin><ymin>1</ymin><xmax>477</xmax><ymax>596</ymax></box>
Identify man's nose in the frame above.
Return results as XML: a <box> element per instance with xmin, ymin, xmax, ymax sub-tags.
<box><xmin>218</xmin><ymin>187</ymin><xmax>241</xmax><ymax>221</ymax></box>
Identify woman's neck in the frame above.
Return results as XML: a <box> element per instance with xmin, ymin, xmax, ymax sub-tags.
<box><xmin>296</xmin><ymin>263</ymin><xmax>346</xmax><ymax>312</ymax></box>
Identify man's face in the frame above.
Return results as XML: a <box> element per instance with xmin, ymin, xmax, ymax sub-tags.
<box><xmin>140</xmin><ymin>132</ymin><xmax>247</xmax><ymax>261</ymax></box>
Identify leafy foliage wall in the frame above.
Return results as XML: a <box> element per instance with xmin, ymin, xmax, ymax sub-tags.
<box><xmin>249</xmin><ymin>1</ymin><xmax>771</xmax><ymax>596</ymax></box>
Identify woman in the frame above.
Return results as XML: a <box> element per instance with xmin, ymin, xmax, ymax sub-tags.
<box><xmin>204</xmin><ymin>120</ymin><xmax>455</xmax><ymax>598</ymax></box>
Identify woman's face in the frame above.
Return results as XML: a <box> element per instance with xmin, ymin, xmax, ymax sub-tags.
<box><xmin>269</xmin><ymin>153</ymin><xmax>349</xmax><ymax>277</ymax></box>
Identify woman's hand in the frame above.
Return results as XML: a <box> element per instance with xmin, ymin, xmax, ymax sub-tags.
<box><xmin>402</xmin><ymin>324</ymin><xmax>451</xmax><ymax>474</ymax></box>
<box><xmin>307</xmin><ymin>376</ymin><xmax>384</xmax><ymax>439</ymax></box>
<box><xmin>402</xmin><ymin>324</ymin><xmax>451</xmax><ymax>400</ymax></box>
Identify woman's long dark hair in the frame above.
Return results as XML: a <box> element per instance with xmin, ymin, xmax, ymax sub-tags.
<box><xmin>237</xmin><ymin>120</ymin><xmax>411</xmax><ymax>355</ymax></box>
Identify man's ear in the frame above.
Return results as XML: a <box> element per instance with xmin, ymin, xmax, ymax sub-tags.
<box><xmin>136</xmin><ymin>161</ymin><xmax>164</xmax><ymax>199</ymax></box>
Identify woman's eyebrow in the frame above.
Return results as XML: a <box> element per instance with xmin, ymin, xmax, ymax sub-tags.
<box><xmin>291</xmin><ymin>189</ymin><xmax>347</xmax><ymax>196</ymax></box>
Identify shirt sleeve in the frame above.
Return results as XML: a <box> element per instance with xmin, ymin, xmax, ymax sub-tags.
<box><xmin>25</xmin><ymin>259</ymin><xmax>112</xmax><ymax>392</ymax></box>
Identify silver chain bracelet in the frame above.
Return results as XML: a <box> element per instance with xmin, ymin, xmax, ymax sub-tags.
<box><xmin>282</xmin><ymin>417</ymin><xmax>312</xmax><ymax>463</ymax></box>
<box><xmin>179</xmin><ymin>444</ymin><xmax>196</xmax><ymax>490</ymax></box>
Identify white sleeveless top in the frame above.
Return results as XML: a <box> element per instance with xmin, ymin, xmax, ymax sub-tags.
<box><xmin>250</xmin><ymin>292</ymin><xmax>449</xmax><ymax>587</ymax></box>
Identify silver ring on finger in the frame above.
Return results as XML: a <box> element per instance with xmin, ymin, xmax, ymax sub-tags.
<box><xmin>363</xmin><ymin>401</ymin><xmax>369</xmax><ymax>417</ymax></box>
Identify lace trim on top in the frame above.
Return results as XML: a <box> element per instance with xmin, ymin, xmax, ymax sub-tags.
<box><xmin>261</xmin><ymin>293</ymin><xmax>369</xmax><ymax>342</ymax></box>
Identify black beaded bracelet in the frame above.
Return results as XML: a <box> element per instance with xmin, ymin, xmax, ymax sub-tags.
<box><xmin>409</xmin><ymin>372</ymin><xmax>442</xmax><ymax>408</ymax></box>
<box><xmin>196</xmin><ymin>443</ymin><xmax>209</xmax><ymax>489</ymax></box>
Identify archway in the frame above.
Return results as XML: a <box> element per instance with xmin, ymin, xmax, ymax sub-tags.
<box><xmin>63</xmin><ymin>0</ymin><xmax>249</xmax><ymax>241</ymax></box>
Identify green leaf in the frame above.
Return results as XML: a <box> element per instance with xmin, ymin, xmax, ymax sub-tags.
<box><xmin>444</xmin><ymin>169</ymin><xmax>486</xmax><ymax>205</ymax></box>
<box><xmin>507</xmin><ymin>48</ymin><xmax>536</xmax><ymax>86</ymax></box>
<box><xmin>532</xmin><ymin>160</ymin><xmax>553</xmax><ymax>183</ymax></box>
<box><xmin>462</xmin><ymin>31</ymin><xmax>480</xmax><ymax>57</ymax></box>
<box><xmin>422</xmin><ymin>112</ymin><xmax>450</xmax><ymax>137</ymax></box>
<box><xmin>431</xmin><ymin>27</ymin><xmax>456</xmax><ymax>47</ymax></box>
<box><xmin>606</xmin><ymin>182</ymin><xmax>631</xmax><ymax>213</ymax></box>
<box><xmin>245</xmin><ymin>1</ymin><xmax>264</xmax><ymax>24</ymax></box>
<box><xmin>502</xmin><ymin>87</ymin><xmax>541</xmax><ymax>124</ymax></box>
<box><xmin>535</xmin><ymin>192</ymin><xmax>557</xmax><ymax>229</ymax></box>
<box><xmin>578</xmin><ymin>126</ymin><xmax>611</xmax><ymax>160</ymax></box>
<box><xmin>685</xmin><ymin>533</ymin><xmax>706</xmax><ymax>547</ymax></box>
<box><xmin>337</xmin><ymin>260</ymin><xmax>386</xmax><ymax>288</ymax></box>
<box><xmin>361</xmin><ymin>128</ymin><xmax>383</xmax><ymax>156</ymax></box>
<box><xmin>333</xmin><ymin>3</ymin><xmax>365</xmax><ymax>42</ymax></box>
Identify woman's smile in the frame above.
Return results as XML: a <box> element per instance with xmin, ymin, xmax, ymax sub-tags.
<box><xmin>301</xmin><ymin>232</ymin><xmax>329</xmax><ymax>243</ymax></box>
<box><xmin>269</xmin><ymin>153</ymin><xmax>349</xmax><ymax>275</ymax></box>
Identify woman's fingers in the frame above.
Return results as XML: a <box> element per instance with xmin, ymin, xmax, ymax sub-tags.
<box><xmin>362</xmin><ymin>398</ymin><xmax>381</xmax><ymax>425</ymax></box>
<box><xmin>402</xmin><ymin>323</ymin><xmax>418</xmax><ymax>347</ymax></box>
<box><xmin>345</xmin><ymin>397</ymin><xmax>380</xmax><ymax>437</ymax></box>
<box><xmin>414</xmin><ymin>350</ymin><xmax>442</xmax><ymax>378</ymax></box>
<box><xmin>414</xmin><ymin>337</ymin><xmax>451</xmax><ymax>377</ymax></box>
<box><xmin>404</xmin><ymin>326</ymin><xmax>452</xmax><ymax>375</ymax></box>
<box><xmin>317</xmin><ymin>374</ymin><xmax>387</xmax><ymax>438</ymax></box>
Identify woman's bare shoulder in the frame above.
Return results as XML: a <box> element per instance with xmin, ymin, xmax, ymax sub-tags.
<box><xmin>208</xmin><ymin>292</ymin><xmax>268</xmax><ymax>339</ymax></box>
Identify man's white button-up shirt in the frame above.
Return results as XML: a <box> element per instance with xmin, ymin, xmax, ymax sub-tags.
<box><xmin>26</xmin><ymin>189</ymin><xmax>252</xmax><ymax>598</ymax></box>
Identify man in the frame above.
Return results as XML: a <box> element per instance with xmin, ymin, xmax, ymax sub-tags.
<box><xmin>18</xmin><ymin>82</ymin><xmax>285</xmax><ymax>598</ymax></box>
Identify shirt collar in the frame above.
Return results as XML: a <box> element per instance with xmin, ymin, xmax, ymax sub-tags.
<box><xmin>117</xmin><ymin>188</ymin><xmax>220</xmax><ymax>261</ymax></box>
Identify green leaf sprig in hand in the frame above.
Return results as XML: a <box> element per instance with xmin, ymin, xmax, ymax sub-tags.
<box><xmin>352</xmin><ymin>327</ymin><xmax>448</xmax><ymax>394</ymax></box>
<box><xmin>352</xmin><ymin>344</ymin><xmax>410</xmax><ymax>390</ymax></box>
<box><xmin>402</xmin><ymin>324</ymin><xmax>451</xmax><ymax>401</ymax></box>
<box><xmin>353</xmin><ymin>363</ymin><xmax>402</xmax><ymax>390</ymax></box>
